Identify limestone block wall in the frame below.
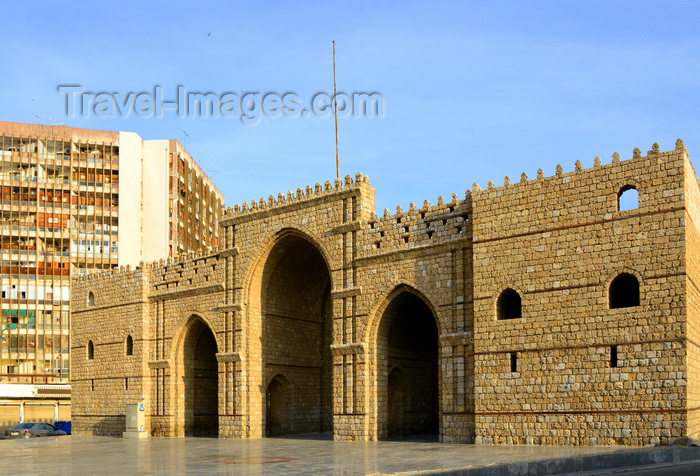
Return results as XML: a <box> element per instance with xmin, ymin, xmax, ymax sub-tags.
<box><xmin>71</xmin><ymin>267</ymin><xmax>150</xmax><ymax>436</ymax></box>
<box><xmin>71</xmin><ymin>142</ymin><xmax>700</xmax><ymax>446</ymax></box>
<box><xmin>471</xmin><ymin>145</ymin><xmax>689</xmax><ymax>445</ymax></box>
<box><xmin>682</xmin><ymin>149</ymin><xmax>700</xmax><ymax>440</ymax></box>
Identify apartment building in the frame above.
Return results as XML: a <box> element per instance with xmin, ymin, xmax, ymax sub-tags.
<box><xmin>0</xmin><ymin>121</ymin><xmax>223</xmax><ymax>420</ymax></box>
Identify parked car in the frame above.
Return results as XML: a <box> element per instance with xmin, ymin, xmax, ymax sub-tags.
<box><xmin>4</xmin><ymin>422</ymin><xmax>67</xmax><ymax>438</ymax></box>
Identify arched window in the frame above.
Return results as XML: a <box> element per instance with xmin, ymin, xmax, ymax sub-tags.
<box><xmin>497</xmin><ymin>288</ymin><xmax>522</xmax><ymax>319</ymax></box>
<box><xmin>609</xmin><ymin>273</ymin><xmax>640</xmax><ymax>309</ymax></box>
<box><xmin>126</xmin><ymin>335</ymin><xmax>133</xmax><ymax>356</ymax></box>
<box><xmin>618</xmin><ymin>185</ymin><xmax>639</xmax><ymax>212</ymax></box>
<box><xmin>88</xmin><ymin>292</ymin><xmax>95</xmax><ymax>306</ymax></box>
<box><xmin>87</xmin><ymin>340</ymin><xmax>94</xmax><ymax>360</ymax></box>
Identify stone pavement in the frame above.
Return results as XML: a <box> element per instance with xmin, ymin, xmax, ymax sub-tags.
<box><xmin>3</xmin><ymin>433</ymin><xmax>700</xmax><ymax>475</ymax></box>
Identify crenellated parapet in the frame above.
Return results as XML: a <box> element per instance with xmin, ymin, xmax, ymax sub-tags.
<box><xmin>221</xmin><ymin>172</ymin><xmax>372</xmax><ymax>224</ymax></box>
<box><xmin>359</xmin><ymin>191</ymin><xmax>472</xmax><ymax>255</ymax></box>
<box><xmin>468</xmin><ymin>141</ymin><xmax>681</xmax><ymax>198</ymax></box>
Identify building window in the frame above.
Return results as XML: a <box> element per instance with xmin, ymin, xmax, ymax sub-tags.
<box><xmin>126</xmin><ymin>335</ymin><xmax>134</xmax><ymax>356</ymax></box>
<box><xmin>497</xmin><ymin>288</ymin><xmax>522</xmax><ymax>319</ymax></box>
<box><xmin>87</xmin><ymin>340</ymin><xmax>94</xmax><ymax>360</ymax></box>
<box><xmin>618</xmin><ymin>185</ymin><xmax>639</xmax><ymax>212</ymax></box>
<box><xmin>609</xmin><ymin>273</ymin><xmax>640</xmax><ymax>309</ymax></box>
<box><xmin>510</xmin><ymin>353</ymin><xmax>518</xmax><ymax>372</ymax></box>
<box><xmin>610</xmin><ymin>345</ymin><xmax>619</xmax><ymax>368</ymax></box>
<box><xmin>88</xmin><ymin>292</ymin><xmax>95</xmax><ymax>306</ymax></box>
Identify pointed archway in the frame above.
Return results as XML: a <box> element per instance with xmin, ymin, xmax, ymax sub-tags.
<box><xmin>375</xmin><ymin>288</ymin><xmax>439</xmax><ymax>439</ymax></box>
<box><xmin>266</xmin><ymin>375</ymin><xmax>290</xmax><ymax>436</ymax></box>
<box><xmin>258</xmin><ymin>231</ymin><xmax>333</xmax><ymax>436</ymax></box>
<box><xmin>179</xmin><ymin>317</ymin><xmax>219</xmax><ymax>437</ymax></box>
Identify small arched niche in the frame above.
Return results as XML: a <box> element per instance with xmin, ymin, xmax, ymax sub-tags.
<box><xmin>609</xmin><ymin>273</ymin><xmax>640</xmax><ymax>309</ymax></box>
<box><xmin>496</xmin><ymin>288</ymin><xmax>522</xmax><ymax>320</ymax></box>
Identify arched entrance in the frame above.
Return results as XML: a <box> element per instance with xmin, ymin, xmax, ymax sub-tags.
<box><xmin>181</xmin><ymin>318</ymin><xmax>219</xmax><ymax>437</ymax></box>
<box><xmin>376</xmin><ymin>289</ymin><xmax>439</xmax><ymax>439</ymax></box>
<box><xmin>259</xmin><ymin>232</ymin><xmax>332</xmax><ymax>436</ymax></box>
<box><xmin>388</xmin><ymin>368</ymin><xmax>406</xmax><ymax>437</ymax></box>
<box><xmin>266</xmin><ymin>375</ymin><xmax>289</xmax><ymax>436</ymax></box>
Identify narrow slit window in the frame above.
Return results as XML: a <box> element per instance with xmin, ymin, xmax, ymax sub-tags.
<box><xmin>610</xmin><ymin>345</ymin><xmax>619</xmax><ymax>368</ymax></box>
<box><xmin>510</xmin><ymin>353</ymin><xmax>518</xmax><ymax>373</ymax></box>
<box><xmin>126</xmin><ymin>335</ymin><xmax>133</xmax><ymax>356</ymax></box>
<box><xmin>87</xmin><ymin>340</ymin><xmax>94</xmax><ymax>360</ymax></box>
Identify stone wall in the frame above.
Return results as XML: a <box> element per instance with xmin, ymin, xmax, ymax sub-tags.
<box><xmin>72</xmin><ymin>142</ymin><xmax>700</xmax><ymax>445</ymax></box>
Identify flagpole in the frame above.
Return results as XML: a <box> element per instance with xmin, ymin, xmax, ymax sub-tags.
<box><xmin>333</xmin><ymin>41</ymin><xmax>340</xmax><ymax>180</ymax></box>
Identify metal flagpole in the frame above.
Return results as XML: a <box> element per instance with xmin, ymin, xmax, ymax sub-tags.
<box><xmin>333</xmin><ymin>41</ymin><xmax>340</xmax><ymax>180</ymax></box>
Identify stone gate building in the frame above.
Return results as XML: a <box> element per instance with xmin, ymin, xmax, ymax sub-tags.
<box><xmin>71</xmin><ymin>141</ymin><xmax>700</xmax><ymax>445</ymax></box>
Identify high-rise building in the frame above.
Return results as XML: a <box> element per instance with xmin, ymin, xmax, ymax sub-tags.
<box><xmin>0</xmin><ymin>121</ymin><xmax>224</xmax><ymax>395</ymax></box>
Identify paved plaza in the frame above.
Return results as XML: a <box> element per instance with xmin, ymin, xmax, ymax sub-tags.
<box><xmin>4</xmin><ymin>433</ymin><xmax>700</xmax><ymax>475</ymax></box>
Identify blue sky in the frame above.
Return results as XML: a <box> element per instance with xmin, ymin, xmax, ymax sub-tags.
<box><xmin>3</xmin><ymin>1</ymin><xmax>700</xmax><ymax>212</ymax></box>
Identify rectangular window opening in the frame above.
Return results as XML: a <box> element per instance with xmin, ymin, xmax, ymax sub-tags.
<box><xmin>610</xmin><ymin>345</ymin><xmax>619</xmax><ymax>368</ymax></box>
<box><xmin>510</xmin><ymin>353</ymin><xmax>518</xmax><ymax>373</ymax></box>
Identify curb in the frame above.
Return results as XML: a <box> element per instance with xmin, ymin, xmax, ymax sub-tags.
<box><xmin>380</xmin><ymin>446</ymin><xmax>700</xmax><ymax>476</ymax></box>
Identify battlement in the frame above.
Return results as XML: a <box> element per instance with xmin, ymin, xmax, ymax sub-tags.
<box><xmin>221</xmin><ymin>172</ymin><xmax>372</xmax><ymax>222</ymax></box>
<box><xmin>74</xmin><ymin>247</ymin><xmax>222</xmax><ymax>283</ymax></box>
<box><xmin>470</xmin><ymin>140</ymin><xmax>685</xmax><ymax>196</ymax></box>
<box><xmin>361</xmin><ymin>193</ymin><xmax>472</xmax><ymax>253</ymax></box>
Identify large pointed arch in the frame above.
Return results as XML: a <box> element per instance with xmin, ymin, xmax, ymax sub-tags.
<box><xmin>245</xmin><ymin>227</ymin><xmax>335</xmax><ymax>437</ymax></box>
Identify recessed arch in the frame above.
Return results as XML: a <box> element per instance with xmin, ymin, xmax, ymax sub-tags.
<box><xmin>370</xmin><ymin>285</ymin><xmax>440</xmax><ymax>440</ymax></box>
<box><xmin>172</xmin><ymin>314</ymin><xmax>219</xmax><ymax>437</ymax></box>
<box><xmin>88</xmin><ymin>292</ymin><xmax>95</xmax><ymax>306</ymax></box>
<box><xmin>609</xmin><ymin>272</ymin><xmax>640</xmax><ymax>309</ymax></box>
<box><xmin>266</xmin><ymin>374</ymin><xmax>292</xmax><ymax>437</ymax></box>
<box><xmin>496</xmin><ymin>288</ymin><xmax>522</xmax><ymax>320</ymax></box>
<box><xmin>387</xmin><ymin>367</ymin><xmax>406</xmax><ymax>438</ymax></box>
<box><xmin>247</xmin><ymin>228</ymin><xmax>334</xmax><ymax>437</ymax></box>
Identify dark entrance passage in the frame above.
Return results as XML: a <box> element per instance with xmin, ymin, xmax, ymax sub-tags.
<box><xmin>380</xmin><ymin>290</ymin><xmax>439</xmax><ymax>438</ymax></box>
<box><xmin>260</xmin><ymin>232</ymin><xmax>332</xmax><ymax>436</ymax></box>
<box><xmin>266</xmin><ymin>376</ymin><xmax>288</xmax><ymax>436</ymax></box>
<box><xmin>183</xmin><ymin>319</ymin><xmax>219</xmax><ymax>437</ymax></box>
